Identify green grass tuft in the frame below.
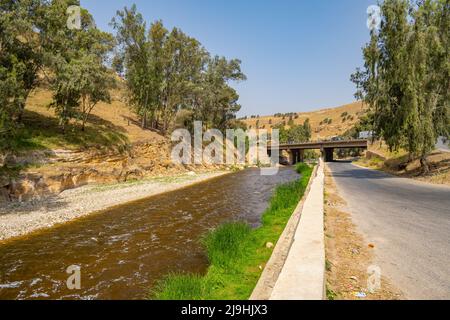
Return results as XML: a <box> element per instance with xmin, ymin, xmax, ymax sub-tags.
<box><xmin>151</xmin><ymin>273</ymin><xmax>206</xmax><ymax>300</ymax></box>
<box><xmin>203</xmin><ymin>223</ymin><xmax>252</xmax><ymax>268</ymax></box>
<box><xmin>326</xmin><ymin>286</ymin><xmax>338</xmax><ymax>300</ymax></box>
<box><xmin>150</xmin><ymin>163</ymin><xmax>314</xmax><ymax>300</ymax></box>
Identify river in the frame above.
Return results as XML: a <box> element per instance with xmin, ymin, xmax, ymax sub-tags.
<box><xmin>0</xmin><ymin>168</ymin><xmax>298</xmax><ymax>300</ymax></box>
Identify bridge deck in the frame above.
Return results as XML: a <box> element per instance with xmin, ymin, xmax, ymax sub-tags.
<box><xmin>268</xmin><ymin>139</ymin><xmax>368</xmax><ymax>150</ymax></box>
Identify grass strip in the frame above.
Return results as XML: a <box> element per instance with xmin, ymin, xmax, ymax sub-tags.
<box><xmin>150</xmin><ymin>163</ymin><xmax>314</xmax><ymax>300</ymax></box>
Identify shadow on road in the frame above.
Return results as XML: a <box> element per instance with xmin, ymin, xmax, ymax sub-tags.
<box><xmin>328</xmin><ymin>161</ymin><xmax>396</xmax><ymax>180</ymax></box>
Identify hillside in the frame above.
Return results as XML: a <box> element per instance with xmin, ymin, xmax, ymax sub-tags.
<box><xmin>23</xmin><ymin>85</ymin><xmax>165</xmax><ymax>151</ymax></box>
<box><xmin>0</xmin><ymin>86</ymin><xmax>216</xmax><ymax>202</ymax></box>
<box><xmin>0</xmin><ymin>89</ymin><xmax>378</xmax><ymax>202</ymax></box>
<box><xmin>242</xmin><ymin>101</ymin><xmax>365</xmax><ymax>140</ymax></box>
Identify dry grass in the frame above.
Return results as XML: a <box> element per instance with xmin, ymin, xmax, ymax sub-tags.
<box><xmin>324</xmin><ymin>166</ymin><xmax>403</xmax><ymax>300</ymax></box>
<box><xmin>356</xmin><ymin>141</ymin><xmax>450</xmax><ymax>186</ymax></box>
<box><xmin>25</xmin><ymin>86</ymin><xmax>164</xmax><ymax>150</ymax></box>
<box><xmin>242</xmin><ymin>101</ymin><xmax>366</xmax><ymax>140</ymax></box>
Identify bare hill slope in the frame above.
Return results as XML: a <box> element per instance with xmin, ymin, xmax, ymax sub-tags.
<box><xmin>243</xmin><ymin>101</ymin><xmax>365</xmax><ymax>140</ymax></box>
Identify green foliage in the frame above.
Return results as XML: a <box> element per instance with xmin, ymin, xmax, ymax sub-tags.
<box><xmin>151</xmin><ymin>164</ymin><xmax>313</xmax><ymax>300</ymax></box>
<box><xmin>326</xmin><ymin>286</ymin><xmax>337</xmax><ymax>300</ymax></box>
<box><xmin>151</xmin><ymin>273</ymin><xmax>206</xmax><ymax>300</ymax></box>
<box><xmin>112</xmin><ymin>6</ymin><xmax>246</xmax><ymax>134</ymax></box>
<box><xmin>0</xmin><ymin>0</ymin><xmax>114</xmax><ymax>149</ymax></box>
<box><xmin>0</xmin><ymin>0</ymin><xmax>44</xmax><ymax>148</ymax></box>
<box><xmin>203</xmin><ymin>223</ymin><xmax>252</xmax><ymax>268</ymax></box>
<box><xmin>46</xmin><ymin>2</ymin><xmax>115</xmax><ymax>132</ymax></box>
<box><xmin>295</xmin><ymin>162</ymin><xmax>312</xmax><ymax>174</ymax></box>
<box><xmin>352</xmin><ymin>0</ymin><xmax>449</xmax><ymax>173</ymax></box>
<box><xmin>320</xmin><ymin>118</ymin><xmax>333</xmax><ymax>126</ymax></box>
<box><xmin>0</xmin><ymin>2</ymin><xmax>245</xmax><ymax>151</ymax></box>
<box><xmin>274</xmin><ymin>118</ymin><xmax>312</xmax><ymax>143</ymax></box>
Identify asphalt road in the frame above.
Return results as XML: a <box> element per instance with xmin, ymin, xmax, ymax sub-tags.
<box><xmin>327</xmin><ymin>161</ymin><xmax>450</xmax><ymax>300</ymax></box>
<box><xmin>436</xmin><ymin>136</ymin><xmax>450</xmax><ymax>153</ymax></box>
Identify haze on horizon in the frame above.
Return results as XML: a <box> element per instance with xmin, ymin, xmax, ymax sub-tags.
<box><xmin>82</xmin><ymin>0</ymin><xmax>376</xmax><ymax>117</ymax></box>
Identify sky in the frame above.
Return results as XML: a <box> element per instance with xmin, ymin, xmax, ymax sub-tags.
<box><xmin>81</xmin><ymin>0</ymin><xmax>376</xmax><ymax>117</ymax></box>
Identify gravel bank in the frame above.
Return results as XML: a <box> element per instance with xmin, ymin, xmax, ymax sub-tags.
<box><xmin>0</xmin><ymin>171</ymin><xmax>229</xmax><ymax>242</ymax></box>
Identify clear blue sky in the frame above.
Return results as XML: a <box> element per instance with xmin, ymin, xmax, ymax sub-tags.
<box><xmin>81</xmin><ymin>0</ymin><xmax>375</xmax><ymax>117</ymax></box>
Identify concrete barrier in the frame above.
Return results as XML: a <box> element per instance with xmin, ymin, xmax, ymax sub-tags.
<box><xmin>250</xmin><ymin>160</ymin><xmax>325</xmax><ymax>300</ymax></box>
<box><xmin>269</xmin><ymin>159</ymin><xmax>325</xmax><ymax>300</ymax></box>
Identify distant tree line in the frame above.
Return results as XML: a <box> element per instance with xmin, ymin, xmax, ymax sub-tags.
<box><xmin>320</xmin><ymin>118</ymin><xmax>333</xmax><ymax>126</ymax></box>
<box><xmin>274</xmin><ymin>112</ymin><xmax>299</xmax><ymax>119</ymax></box>
<box><xmin>352</xmin><ymin>0</ymin><xmax>449</xmax><ymax>173</ymax></box>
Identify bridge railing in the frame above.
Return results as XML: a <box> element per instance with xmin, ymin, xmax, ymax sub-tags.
<box><xmin>267</xmin><ymin>138</ymin><xmax>368</xmax><ymax>146</ymax></box>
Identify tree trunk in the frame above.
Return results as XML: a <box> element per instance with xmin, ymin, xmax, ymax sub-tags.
<box><xmin>420</xmin><ymin>154</ymin><xmax>430</xmax><ymax>175</ymax></box>
<box><xmin>141</xmin><ymin>110</ymin><xmax>147</xmax><ymax>129</ymax></box>
<box><xmin>16</xmin><ymin>101</ymin><xmax>26</xmax><ymax>122</ymax></box>
<box><xmin>407</xmin><ymin>153</ymin><xmax>413</xmax><ymax>163</ymax></box>
<box><xmin>81</xmin><ymin>113</ymin><xmax>88</xmax><ymax>132</ymax></box>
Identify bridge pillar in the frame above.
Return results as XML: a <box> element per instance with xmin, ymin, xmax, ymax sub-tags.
<box><xmin>324</xmin><ymin>148</ymin><xmax>334</xmax><ymax>162</ymax></box>
<box><xmin>287</xmin><ymin>150</ymin><xmax>294</xmax><ymax>165</ymax></box>
<box><xmin>299</xmin><ymin>149</ymin><xmax>305</xmax><ymax>163</ymax></box>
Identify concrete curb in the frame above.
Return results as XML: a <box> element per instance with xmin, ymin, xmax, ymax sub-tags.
<box><xmin>249</xmin><ymin>161</ymin><xmax>322</xmax><ymax>300</ymax></box>
<box><xmin>269</xmin><ymin>159</ymin><xmax>325</xmax><ymax>300</ymax></box>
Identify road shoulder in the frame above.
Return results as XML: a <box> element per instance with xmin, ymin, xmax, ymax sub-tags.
<box><xmin>324</xmin><ymin>164</ymin><xmax>403</xmax><ymax>300</ymax></box>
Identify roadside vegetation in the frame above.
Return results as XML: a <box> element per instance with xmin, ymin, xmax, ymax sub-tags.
<box><xmin>273</xmin><ymin>119</ymin><xmax>312</xmax><ymax>144</ymax></box>
<box><xmin>150</xmin><ymin>163</ymin><xmax>313</xmax><ymax>300</ymax></box>
<box><xmin>355</xmin><ymin>142</ymin><xmax>450</xmax><ymax>185</ymax></box>
<box><xmin>351</xmin><ymin>0</ymin><xmax>449</xmax><ymax>174</ymax></box>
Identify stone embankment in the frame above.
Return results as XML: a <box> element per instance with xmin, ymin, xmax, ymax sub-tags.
<box><xmin>0</xmin><ymin>140</ymin><xmax>219</xmax><ymax>202</ymax></box>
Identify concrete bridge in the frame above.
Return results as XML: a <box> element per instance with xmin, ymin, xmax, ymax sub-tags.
<box><xmin>268</xmin><ymin>139</ymin><xmax>368</xmax><ymax>163</ymax></box>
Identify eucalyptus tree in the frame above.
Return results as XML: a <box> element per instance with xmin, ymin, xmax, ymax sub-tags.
<box><xmin>111</xmin><ymin>5</ymin><xmax>154</xmax><ymax>129</ymax></box>
<box><xmin>112</xmin><ymin>6</ymin><xmax>246</xmax><ymax>134</ymax></box>
<box><xmin>45</xmin><ymin>1</ymin><xmax>115</xmax><ymax>132</ymax></box>
<box><xmin>191</xmin><ymin>56</ymin><xmax>246</xmax><ymax>132</ymax></box>
<box><xmin>159</xmin><ymin>27</ymin><xmax>207</xmax><ymax>133</ymax></box>
<box><xmin>352</xmin><ymin>0</ymin><xmax>449</xmax><ymax>173</ymax></box>
<box><xmin>0</xmin><ymin>0</ymin><xmax>44</xmax><ymax>133</ymax></box>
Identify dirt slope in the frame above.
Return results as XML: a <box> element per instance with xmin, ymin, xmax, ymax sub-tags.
<box><xmin>0</xmin><ymin>86</ymin><xmax>212</xmax><ymax>202</ymax></box>
<box><xmin>25</xmin><ymin>86</ymin><xmax>164</xmax><ymax>148</ymax></box>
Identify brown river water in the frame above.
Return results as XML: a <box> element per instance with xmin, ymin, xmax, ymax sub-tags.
<box><xmin>0</xmin><ymin>168</ymin><xmax>298</xmax><ymax>300</ymax></box>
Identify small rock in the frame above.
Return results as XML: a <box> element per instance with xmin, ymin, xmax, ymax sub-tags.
<box><xmin>187</xmin><ymin>171</ymin><xmax>196</xmax><ymax>176</ymax></box>
<box><xmin>368</xmin><ymin>243</ymin><xmax>375</xmax><ymax>249</ymax></box>
<box><xmin>349</xmin><ymin>276</ymin><xmax>358</xmax><ymax>282</ymax></box>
